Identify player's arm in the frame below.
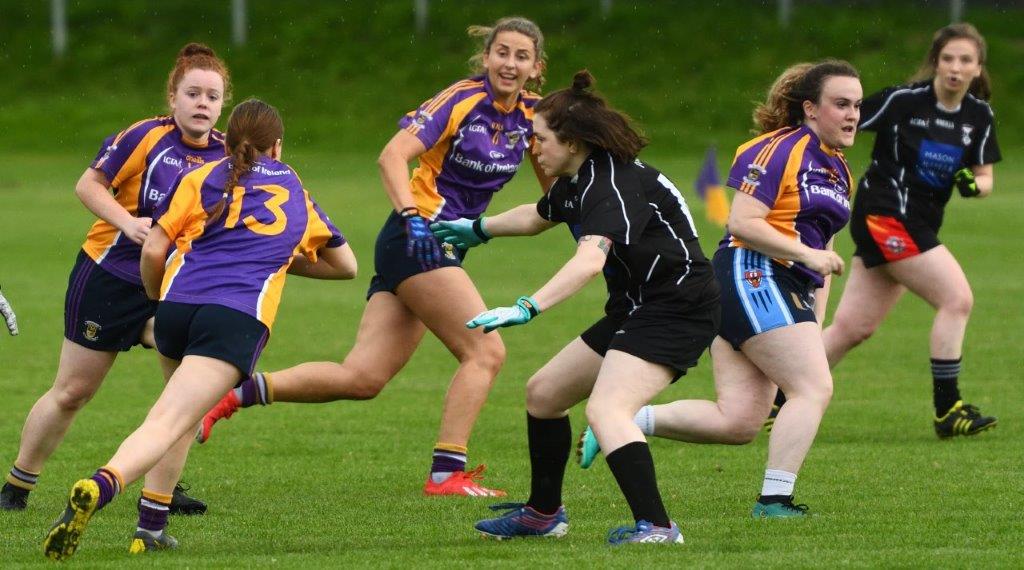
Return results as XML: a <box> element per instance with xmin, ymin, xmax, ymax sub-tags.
<box><xmin>431</xmin><ymin>204</ymin><xmax>557</xmax><ymax>249</ymax></box>
<box><xmin>75</xmin><ymin>168</ymin><xmax>152</xmax><ymax>245</ymax></box>
<box><xmin>288</xmin><ymin>243</ymin><xmax>358</xmax><ymax>280</ymax></box>
<box><xmin>140</xmin><ymin>225</ymin><xmax>173</xmax><ymax>300</ymax></box>
<box><xmin>466</xmin><ymin>235</ymin><xmax>609</xmax><ymax>332</ymax></box>
<box><xmin>813</xmin><ymin>238</ymin><xmax>837</xmax><ymax>327</ymax></box>
<box><xmin>377</xmin><ymin>130</ymin><xmax>427</xmax><ymax>212</ymax></box>
<box><xmin>727</xmin><ymin>192</ymin><xmax>844</xmax><ymax>277</ymax></box>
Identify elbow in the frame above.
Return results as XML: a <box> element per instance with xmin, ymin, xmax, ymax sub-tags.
<box><xmin>377</xmin><ymin>145</ymin><xmax>399</xmax><ymax>172</ymax></box>
<box><xmin>338</xmin><ymin>261</ymin><xmax>358</xmax><ymax>280</ymax></box>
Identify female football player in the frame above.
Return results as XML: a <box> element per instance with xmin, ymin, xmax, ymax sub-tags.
<box><xmin>439</xmin><ymin>70</ymin><xmax>719</xmax><ymax>544</ymax></box>
<box><xmin>199</xmin><ymin>17</ymin><xmax>552</xmax><ymax>497</ymax></box>
<box><xmin>42</xmin><ymin>98</ymin><xmax>355</xmax><ymax>560</ymax></box>
<box><xmin>821</xmin><ymin>23</ymin><xmax>999</xmax><ymax>437</ymax></box>
<box><xmin>575</xmin><ymin>60</ymin><xmax>863</xmax><ymax>518</ymax></box>
<box><xmin>1</xmin><ymin>43</ymin><xmax>229</xmax><ymax>516</ymax></box>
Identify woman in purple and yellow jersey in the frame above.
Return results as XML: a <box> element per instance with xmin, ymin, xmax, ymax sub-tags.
<box><xmin>42</xmin><ymin>99</ymin><xmax>355</xmax><ymax>560</ymax></box>
<box><xmin>0</xmin><ymin>43</ymin><xmax>229</xmax><ymax>516</ymax></box>
<box><xmin>579</xmin><ymin>61</ymin><xmax>863</xmax><ymax>519</ymax></box>
<box><xmin>199</xmin><ymin>17</ymin><xmax>552</xmax><ymax>497</ymax></box>
<box><xmin>821</xmin><ymin>24</ymin><xmax>1000</xmax><ymax>438</ymax></box>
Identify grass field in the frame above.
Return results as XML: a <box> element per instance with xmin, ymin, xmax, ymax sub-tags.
<box><xmin>0</xmin><ymin>145</ymin><xmax>1021</xmax><ymax>568</ymax></box>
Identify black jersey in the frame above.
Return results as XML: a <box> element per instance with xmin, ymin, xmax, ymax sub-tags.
<box><xmin>537</xmin><ymin>150</ymin><xmax>716</xmax><ymax>318</ymax></box>
<box><xmin>855</xmin><ymin>81</ymin><xmax>1000</xmax><ymax>229</ymax></box>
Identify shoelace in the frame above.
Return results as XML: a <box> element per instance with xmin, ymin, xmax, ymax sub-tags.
<box><xmin>607</xmin><ymin>520</ymin><xmax>656</xmax><ymax>542</ymax></box>
<box><xmin>486</xmin><ymin>502</ymin><xmax>527</xmax><ymax>514</ymax></box>
<box><xmin>780</xmin><ymin>500</ymin><xmax>809</xmax><ymax>513</ymax></box>
<box><xmin>174</xmin><ymin>482</ymin><xmax>191</xmax><ymax>494</ymax></box>
<box><xmin>462</xmin><ymin>464</ymin><xmax>490</xmax><ymax>483</ymax></box>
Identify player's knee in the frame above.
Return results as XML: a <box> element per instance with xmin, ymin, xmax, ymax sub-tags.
<box><xmin>943</xmin><ymin>290</ymin><xmax>973</xmax><ymax>319</ymax></box>
<box><xmin>833</xmin><ymin>314</ymin><xmax>876</xmax><ymax>346</ymax></box>
<box><xmin>464</xmin><ymin>334</ymin><xmax>506</xmax><ymax>377</ymax></box>
<box><xmin>525</xmin><ymin>374</ymin><xmax>559</xmax><ymax>414</ymax></box>
<box><xmin>584</xmin><ymin>398</ymin><xmax>624</xmax><ymax>428</ymax></box>
<box><xmin>50</xmin><ymin>382</ymin><xmax>98</xmax><ymax>412</ymax></box>
<box><xmin>345</xmin><ymin>372</ymin><xmax>389</xmax><ymax>400</ymax></box>
<box><xmin>723</xmin><ymin>416</ymin><xmax>763</xmax><ymax>444</ymax></box>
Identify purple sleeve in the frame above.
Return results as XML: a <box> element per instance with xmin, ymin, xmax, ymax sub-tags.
<box><xmin>397</xmin><ymin>85</ymin><xmax>461</xmax><ymax>151</ymax></box>
<box><xmin>726</xmin><ymin>138</ymin><xmax>787</xmax><ymax>208</ymax></box>
<box><xmin>90</xmin><ymin>120</ymin><xmax>155</xmax><ymax>185</ymax></box>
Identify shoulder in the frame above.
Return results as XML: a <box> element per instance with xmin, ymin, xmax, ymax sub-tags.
<box><xmin>421</xmin><ymin>77</ymin><xmax>488</xmax><ymax>111</ymax></box>
<box><xmin>113</xmin><ymin>115</ymin><xmax>175</xmax><ymax>145</ymax></box>
<box><xmin>519</xmin><ymin>90</ymin><xmax>542</xmax><ymax>109</ymax></box>
<box><xmin>208</xmin><ymin>128</ymin><xmax>227</xmax><ymax>147</ymax></box>
<box><xmin>964</xmin><ymin>93</ymin><xmax>995</xmax><ymax>119</ymax></box>
<box><xmin>735</xmin><ymin>126</ymin><xmax>807</xmax><ymax>165</ymax></box>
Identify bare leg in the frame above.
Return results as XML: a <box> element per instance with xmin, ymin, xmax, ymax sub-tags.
<box><xmin>647</xmin><ymin>337</ymin><xmax>774</xmax><ymax>444</ymax></box>
<box><xmin>14</xmin><ymin>340</ymin><xmax>117</xmax><ymax>472</ymax></box>
<box><xmin>268</xmin><ymin>292</ymin><xmax>427</xmax><ymax>402</ymax></box>
<box><xmin>586</xmin><ymin>350</ymin><xmax>674</xmax><ymax>454</ymax></box>
<box><xmin>744</xmin><ymin>323</ymin><xmax>833</xmax><ymax>474</ymax></box>
<box><xmin>525</xmin><ymin>338</ymin><xmax>604</xmax><ymax>417</ymax></box>
<box><xmin>109</xmin><ymin>356</ymin><xmax>240</xmax><ymax>485</ymax></box>
<box><xmin>884</xmin><ymin>246</ymin><xmax>973</xmax><ymax>360</ymax></box>
<box><xmin>397</xmin><ymin>268</ymin><xmax>506</xmax><ymax>447</ymax></box>
<box><xmin>822</xmin><ymin>256</ymin><xmax>904</xmax><ymax>367</ymax></box>
<box><xmin>141</xmin><ymin>355</ymin><xmax>191</xmax><ymax>496</ymax></box>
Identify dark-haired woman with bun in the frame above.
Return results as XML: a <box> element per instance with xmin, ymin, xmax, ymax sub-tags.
<box><xmin>821</xmin><ymin>23</ymin><xmax>1000</xmax><ymax>438</ymax></box>
<box><xmin>578</xmin><ymin>60</ymin><xmax>862</xmax><ymax>519</ymax></box>
<box><xmin>436</xmin><ymin>70</ymin><xmax>719</xmax><ymax>544</ymax></box>
<box><xmin>0</xmin><ymin>42</ymin><xmax>229</xmax><ymax>516</ymax></box>
<box><xmin>42</xmin><ymin>98</ymin><xmax>355</xmax><ymax>561</ymax></box>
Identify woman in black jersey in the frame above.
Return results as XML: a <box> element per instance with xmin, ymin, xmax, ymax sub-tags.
<box><xmin>821</xmin><ymin>23</ymin><xmax>1000</xmax><ymax>438</ymax></box>
<box><xmin>433</xmin><ymin>71</ymin><xmax>719</xmax><ymax>545</ymax></box>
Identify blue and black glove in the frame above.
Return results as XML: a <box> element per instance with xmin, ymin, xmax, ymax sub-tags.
<box><xmin>467</xmin><ymin>296</ymin><xmax>541</xmax><ymax>333</ymax></box>
<box><xmin>400</xmin><ymin>207</ymin><xmax>441</xmax><ymax>270</ymax></box>
<box><xmin>430</xmin><ymin>217</ymin><xmax>491</xmax><ymax>250</ymax></box>
<box><xmin>952</xmin><ymin>168</ymin><xmax>980</xmax><ymax>198</ymax></box>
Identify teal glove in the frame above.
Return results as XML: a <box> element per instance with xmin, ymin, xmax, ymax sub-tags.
<box><xmin>467</xmin><ymin>296</ymin><xmax>540</xmax><ymax>333</ymax></box>
<box><xmin>430</xmin><ymin>217</ymin><xmax>491</xmax><ymax>250</ymax></box>
<box><xmin>953</xmin><ymin>168</ymin><xmax>980</xmax><ymax>198</ymax></box>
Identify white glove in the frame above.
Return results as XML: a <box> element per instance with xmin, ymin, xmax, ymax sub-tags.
<box><xmin>0</xmin><ymin>287</ymin><xmax>18</xmax><ymax>336</ymax></box>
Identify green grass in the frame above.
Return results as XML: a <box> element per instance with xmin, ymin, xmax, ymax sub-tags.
<box><xmin>0</xmin><ymin>147</ymin><xmax>1021</xmax><ymax>567</ymax></box>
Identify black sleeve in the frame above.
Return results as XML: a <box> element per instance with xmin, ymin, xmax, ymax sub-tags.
<box><xmin>968</xmin><ymin>105</ymin><xmax>1001</xmax><ymax>166</ymax></box>
<box><xmin>859</xmin><ymin>86</ymin><xmax>906</xmax><ymax>132</ymax></box>
<box><xmin>536</xmin><ymin>179</ymin><xmax>567</xmax><ymax>223</ymax></box>
<box><xmin>579</xmin><ymin>167</ymin><xmax>649</xmax><ymax>244</ymax></box>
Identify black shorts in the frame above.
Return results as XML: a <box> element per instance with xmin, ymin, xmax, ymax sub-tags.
<box><xmin>64</xmin><ymin>250</ymin><xmax>157</xmax><ymax>352</ymax></box>
<box><xmin>713</xmin><ymin>247</ymin><xmax>817</xmax><ymax>350</ymax></box>
<box><xmin>849</xmin><ymin>212</ymin><xmax>941</xmax><ymax>268</ymax></box>
<box><xmin>580</xmin><ymin>300</ymin><xmax>720</xmax><ymax>381</ymax></box>
<box><xmin>154</xmin><ymin>301</ymin><xmax>269</xmax><ymax>377</ymax></box>
<box><xmin>367</xmin><ymin>212</ymin><xmax>466</xmax><ymax>298</ymax></box>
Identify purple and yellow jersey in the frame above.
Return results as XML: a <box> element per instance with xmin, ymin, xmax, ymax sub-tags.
<box><xmin>720</xmin><ymin>125</ymin><xmax>854</xmax><ymax>286</ymax></box>
<box><xmin>398</xmin><ymin>75</ymin><xmax>539</xmax><ymax>221</ymax></box>
<box><xmin>153</xmin><ymin>157</ymin><xmax>344</xmax><ymax>331</ymax></box>
<box><xmin>83</xmin><ymin>116</ymin><xmax>226</xmax><ymax>284</ymax></box>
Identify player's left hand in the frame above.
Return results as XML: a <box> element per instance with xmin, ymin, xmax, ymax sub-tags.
<box><xmin>430</xmin><ymin>217</ymin><xmax>490</xmax><ymax>250</ymax></box>
<box><xmin>402</xmin><ymin>210</ymin><xmax>442</xmax><ymax>270</ymax></box>
<box><xmin>0</xmin><ymin>287</ymin><xmax>19</xmax><ymax>336</ymax></box>
<box><xmin>953</xmin><ymin>168</ymin><xmax>980</xmax><ymax>198</ymax></box>
<box><xmin>467</xmin><ymin>296</ymin><xmax>541</xmax><ymax>333</ymax></box>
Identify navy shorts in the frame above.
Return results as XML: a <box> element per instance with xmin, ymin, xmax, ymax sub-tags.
<box><xmin>580</xmin><ymin>296</ymin><xmax>720</xmax><ymax>381</ymax></box>
<box><xmin>367</xmin><ymin>211</ymin><xmax>466</xmax><ymax>298</ymax></box>
<box><xmin>713</xmin><ymin>247</ymin><xmax>817</xmax><ymax>350</ymax></box>
<box><xmin>849</xmin><ymin>212</ymin><xmax>941</xmax><ymax>269</ymax></box>
<box><xmin>64</xmin><ymin>250</ymin><xmax>157</xmax><ymax>352</ymax></box>
<box><xmin>154</xmin><ymin>301</ymin><xmax>269</xmax><ymax>377</ymax></box>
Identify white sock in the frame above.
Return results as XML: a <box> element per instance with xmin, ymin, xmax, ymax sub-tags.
<box><xmin>633</xmin><ymin>406</ymin><xmax>655</xmax><ymax>436</ymax></box>
<box><xmin>761</xmin><ymin>469</ymin><xmax>797</xmax><ymax>497</ymax></box>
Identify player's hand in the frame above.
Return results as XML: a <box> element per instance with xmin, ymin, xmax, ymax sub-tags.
<box><xmin>121</xmin><ymin>217</ymin><xmax>153</xmax><ymax>245</ymax></box>
<box><xmin>402</xmin><ymin>210</ymin><xmax>441</xmax><ymax>270</ymax></box>
<box><xmin>430</xmin><ymin>217</ymin><xmax>490</xmax><ymax>250</ymax></box>
<box><xmin>467</xmin><ymin>296</ymin><xmax>541</xmax><ymax>333</ymax></box>
<box><xmin>0</xmin><ymin>287</ymin><xmax>19</xmax><ymax>336</ymax></box>
<box><xmin>801</xmin><ymin>248</ymin><xmax>844</xmax><ymax>277</ymax></box>
<box><xmin>952</xmin><ymin>168</ymin><xmax>980</xmax><ymax>198</ymax></box>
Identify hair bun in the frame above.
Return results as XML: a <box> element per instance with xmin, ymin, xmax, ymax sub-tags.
<box><xmin>572</xmin><ymin>69</ymin><xmax>594</xmax><ymax>92</ymax></box>
<box><xmin>179</xmin><ymin>42</ymin><xmax>215</xmax><ymax>59</ymax></box>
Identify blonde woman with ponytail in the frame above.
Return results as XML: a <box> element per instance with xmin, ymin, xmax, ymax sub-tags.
<box><xmin>1</xmin><ymin>43</ymin><xmax>230</xmax><ymax>517</ymax></box>
<box><xmin>199</xmin><ymin>16</ymin><xmax>553</xmax><ymax>499</ymax></box>
<box><xmin>43</xmin><ymin>98</ymin><xmax>355</xmax><ymax>560</ymax></box>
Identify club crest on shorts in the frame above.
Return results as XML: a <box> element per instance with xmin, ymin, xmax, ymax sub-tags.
<box><xmin>885</xmin><ymin>236</ymin><xmax>906</xmax><ymax>254</ymax></box>
<box><xmin>83</xmin><ymin>320</ymin><xmax>102</xmax><ymax>341</ymax></box>
<box><xmin>743</xmin><ymin>269</ymin><xmax>763</xmax><ymax>288</ymax></box>
<box><xmin>442</xmin><ymin>242</ymin><xmax>457</xmax><ymax>261</ymax></box>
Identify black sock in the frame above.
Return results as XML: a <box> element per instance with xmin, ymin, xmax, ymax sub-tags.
<box><xmin>605</xmin><ymin>441</ymin><xmax>670</xmax><ymax>528</ymax></box>
<box><xmin>773</xmin><ymin>390</ymin><xmax>787</xmax><ymax>408</ymax></box>
<box><xmin>526</xmin><ymin>414</ymin><xmax>571</xmax><ymax>515</ymax></box>
<box><xmin>931</xmin><ymin>357</ymin><xmax>962</xmax><ymax>416</ymax></box>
